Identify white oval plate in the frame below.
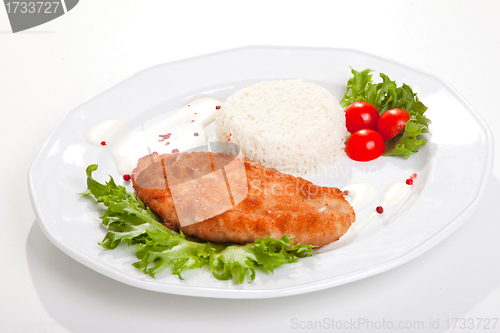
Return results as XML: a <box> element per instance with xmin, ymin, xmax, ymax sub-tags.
<box><xmin>29</xmin><ymin>46</ymin><xmax>493</xmax><ymax>299</ymax></box>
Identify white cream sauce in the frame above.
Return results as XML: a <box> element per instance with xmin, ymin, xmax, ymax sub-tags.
<box><xmin>333</xmin><ymin>180</ymin><xmax>414</xmax><ymax>248</ymax></box>
<box><xmin>360</xmin><ymin>181</ymin><xmax>411</xmax><ymax>228</ymax></box>
<box><xmin>380</xmin><ymin>181</ymin><xmax>412</xmax><ymax>207</ymax></box>
<box><xmin>86</xmin><ymin>97</ymin><xmax>221</xmax><ymax>174</ymax></box>
<box><xmin>340</xmin><ymin>183</ymin><xmax>379</xmax><ymax>212</ymax></box>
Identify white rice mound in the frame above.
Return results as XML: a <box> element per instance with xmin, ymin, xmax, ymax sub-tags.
<box><xmin>215</xmin><ymin>80</ymin><xmax>347</xmax><ymax>173</ymax></box>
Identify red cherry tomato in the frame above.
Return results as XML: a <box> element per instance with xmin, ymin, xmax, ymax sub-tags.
<box><xmin>376</xmin><ymin>108</ymin><xmax>411</xmax><ymax>141</ymax></box>
<box><xmin>344</xmin><ymin>101</ymin><xmax>380</xmax><ymax>133</ymax></box>
<box><xmin>345</xmin><ymin>129</ymin><xmax>385</xmax><ymax>162</ymax></box>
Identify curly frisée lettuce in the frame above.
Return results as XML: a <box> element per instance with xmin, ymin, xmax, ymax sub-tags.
<box><xmin>80</xmin><ymin>164</ymin><xmax>316</xmax><ymax>284</ymax></box>
<box><xmin>340</xmin><ymin>68</ymin><xmax>431</xmax><ymax>158</ymax></box>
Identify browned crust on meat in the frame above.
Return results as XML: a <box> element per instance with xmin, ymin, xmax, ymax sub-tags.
<box><xmin>132</xmin><ymin>153</ymin><xmax>355</xmax><ymax>248</ymax></box>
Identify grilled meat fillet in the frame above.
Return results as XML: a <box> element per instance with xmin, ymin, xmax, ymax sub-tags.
<box><xmin>132</xmin><ymin>152</ymin><xmax>355</xmax><ymax>248</ymax></box>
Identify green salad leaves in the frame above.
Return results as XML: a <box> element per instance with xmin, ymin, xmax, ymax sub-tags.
<box><xmin>340</xmin><ymin>68</ymin><xmax>431</xmax><ymax>158</ymax></box>
<box><xmin>81</xmin><ymin>164</ymin><xmax>316</xmax><ymax>284</ymax></box>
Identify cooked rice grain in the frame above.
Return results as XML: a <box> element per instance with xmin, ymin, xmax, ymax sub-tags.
<box><xmin>215</xmin><ymin>80</ymin><xmax>346</xmax><ymax>173</ymax></box>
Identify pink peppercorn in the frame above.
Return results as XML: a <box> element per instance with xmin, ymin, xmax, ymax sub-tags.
<box><xmin>406</xmin><ymin>178</ymin><xmax>414</xmax><ymax>185</ymax></box>
<box><xmin>100</xmin><ymin>141</ymin><xmax>106</xmax><ymax>146</ymax></box>
<box><xmin>123</xmin><ymin>174</ymin><xmax>131</xmax><ymax>181</ymax></box>
<box><xmin>376</xmin><ymin>206</ymin><xmax>384</xmax><ymax>214</ymax></box>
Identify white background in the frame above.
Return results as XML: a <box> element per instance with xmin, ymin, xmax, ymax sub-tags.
<box><xmin>1</xmin><ymin>1</ymin><xmax>499</xmax><ymax>332</ymax></box>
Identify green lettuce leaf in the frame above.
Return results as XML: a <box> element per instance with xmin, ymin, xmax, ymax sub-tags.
<box><xmin>81</xmin><ymin>164</ymin><xmax>316</xmax><ymax>283</ymax></box>
<box><xmin>340</xmin><ymin>68</ymin><xmax>431</xmax><ymax>157</ymax></box>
